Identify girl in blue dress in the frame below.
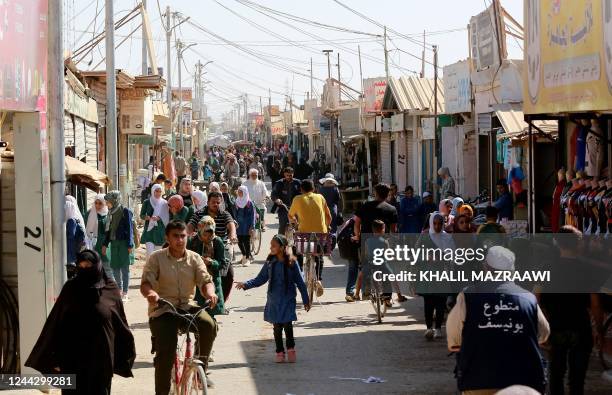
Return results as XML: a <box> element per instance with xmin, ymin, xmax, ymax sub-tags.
<box><xmin>235</xmin><ymin>235</ymin><xmax>310</xmax><ymax>363</ymax></box>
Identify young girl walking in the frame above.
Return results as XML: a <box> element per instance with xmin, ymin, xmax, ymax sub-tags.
<box><xmin>235</xmin><ymin>235</ymin><xmax>310</xmax><ymax>363</ymax></box>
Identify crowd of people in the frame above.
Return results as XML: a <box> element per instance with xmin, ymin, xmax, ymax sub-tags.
<box><xmin>31</xmin><ymin>144</ymin><xmax>610</xmax><ymax>394</ymax></box>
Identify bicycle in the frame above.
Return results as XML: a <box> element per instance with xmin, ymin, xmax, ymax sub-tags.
<box><xmin>369</xmin><ymin>276</ymin><xmax>389</xmax><ymax>324</ymax></box>
<box><xmin>250</xmin><ymin>207</ymin><xmax>264</xmax><ymax>256</ymax></box>
<box><xmin>155</xmin><ymin>299</ymin><xmax>210</xmax><ymax>395</ymax></box>
<box><xmin>293</xmin><ymin>232</ymin><xmax>333</xmax><ymax>304</ymax></box>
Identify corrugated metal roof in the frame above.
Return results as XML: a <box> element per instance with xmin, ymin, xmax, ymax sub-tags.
<box><xmin>495</xmin><ymin>109</ymin><xmax>558</xmax><ymax>140</ymax></box>
<box><xmin>382</xmin><ymin>76</ymin><xmax>445</xmax><ymax>114</ymax></box>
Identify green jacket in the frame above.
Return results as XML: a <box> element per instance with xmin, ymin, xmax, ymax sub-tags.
<box><xmin>189</xmin><ymin>236</ymin><xmax>227</xmax><ymax>316</ymax></box>
<box><xmin>139</xmin><ymin>199</ymin><xmax>166</xmax><ymax>246</ymax></box>
<box><xmin>170</xmin><ymin>206</ymin><xmax>193</xmax><ymax>224</ymax></box>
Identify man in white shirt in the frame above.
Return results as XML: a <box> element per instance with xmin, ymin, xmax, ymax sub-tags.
<box><xmin>243</xmin><ymin>168</ymin><xmax>269</xmax><ymax>231</ymax></box>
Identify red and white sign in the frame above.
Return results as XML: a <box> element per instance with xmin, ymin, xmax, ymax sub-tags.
<box><xmin>0</xmin><ymin>0</ymin><xmax>48</xmax><ymax>112</ymax></box>
<box><xmin>363</xmin><ymin>77</ymin><xmax>387</xmax><ymax>113</ymax></box>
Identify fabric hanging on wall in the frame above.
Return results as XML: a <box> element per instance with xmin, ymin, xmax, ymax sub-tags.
<box><xmin>574</xmin><ymin>126</ymin><xmax>588</xmax><ymax>171</ymax></box>
<box><xmin>496</xmin><ymin>139</ymin><xmax>504</xmax><ymax>164</ymax></box>
<box><xmin>503</xmin><ymin>140</ymin><xmax>512</xmax><ymax>170</ymax></box>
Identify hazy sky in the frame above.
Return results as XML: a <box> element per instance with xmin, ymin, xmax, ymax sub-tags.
<box><xmin>68</xmin><ymin>0</ymin><xmax>523</xmax><ymax>121</ymax></box>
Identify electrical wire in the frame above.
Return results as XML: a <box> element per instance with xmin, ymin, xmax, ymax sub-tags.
<box><xmin>236</xmin><ymin>0</ymin><xmax>382</xmax><ymax>37</ymax></box>
<box><xmin>233</xmin><ymin>0</ymin><xmax>418</xmax><ymax>75</ymax></box>
<box><xmin>330</xmin><ymin>0</ymin><xmax>434</xmax><ymax>50</ymax></box>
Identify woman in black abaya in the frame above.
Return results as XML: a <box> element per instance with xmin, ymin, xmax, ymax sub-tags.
<box><xmin>26</xmin><ymin>250</ymin><xmax>135</xmax><ymax>394</ymax></box>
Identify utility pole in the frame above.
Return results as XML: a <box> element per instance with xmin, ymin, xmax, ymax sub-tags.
<box><xmin>106</xmin><ymin>0</ymin><xmax>119</xmax><ymax>188</ymax></box>
<box><xmin>322</xmin><ymin>49</ymin><xmax>333</xmax><ymax>79</ymax></box>
<box><xmin>310</xmin><ymin>57</ymin><xmax>314</xmax><ymax>100</ymax></box>
<box><xmin>337</xmin><ymin>52</ymin><xmax>342</xmax><ymax>182</ymax></box>
<box><xmin>141</xmin><ymin>0</ymin><xmax>148</xmax><ymax>75</ymax></box>
<box><xmin>384</xmin><ymin>26</ymin><xmax>390</xmax><ymax>82</ymax></box>
<box><xmin>49</xmin><ymin>0</ymin><xmax>67</xmax><ymax>293</ymax></box>
<box><xmin>337</xmin><ymin>53</ymin><xmax>342</xmax><ymax>103</ymax></box>
<box><xmin>268</xmin><ymin>89</ymin><xmax>272</xmax><ymax>148</ymax></box>
<box><xmin>433</xmin><ymin>44</ymin><xmax>439</xmax><ymax>192</ymax></box>
<box><xmin>244</xmin><ymin>94</ymin><xmax>248</xmax><ymax>140</ymax></box>
<box><xmin>177</xmin><ymin>39</ymin><xmax>184</xmax><ymax>154</ymax></box>
<box><xmin>165</xmin><ymin>6</ymin><xmax>173</xmax><ymax>150</ymax></box>
<box><xmin>421</xmin><ymin>30</ymin><xmax>426</xmax><ymax>78</ymax></box>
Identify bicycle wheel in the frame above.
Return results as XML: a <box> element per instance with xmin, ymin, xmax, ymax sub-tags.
<box><xmin>182</xmin><ymin>364</ymin><xmax>208</xmax><ymax>395</ymax></box>
<box><xmin>600</xmin><ymin>315</ymin><xmax>612</xmax><ymax>370</ymax></box>
<box><xmin>304</xmin><ymin>257</ymin><xmax>316</xmax><ymax>304</ymax></box>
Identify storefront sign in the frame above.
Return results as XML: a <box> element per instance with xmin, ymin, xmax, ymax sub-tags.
<box><xmin>421</xmin><ymin>117</ymin><xmax>436</xmax><ymax>140</ymax></box>
<box><xmin>363</xmin><ymin>77</ymin><xmax>387</xmax><ymax>113</ymax></box>
<box><xmin>0</xmin><ymin>0</ymin><xmax>48</xmax><ymax>111</ymax></box>
<box><xmin>120</xmin><ymin>96</ymin><xmax>153</xmax><ymax>135</ymax></box>
<box><xmin>270</xmin><ymin>120</ymin><xmax>285</xmax><ymax>136</ymax></box>
<box><xmin>444</xmin><ymin>60</ymin><xmax>472</xmax><ymax>114</ymax></box>
<box><xmin>64</xmin><ymin>83</ymin><xmax>98</xmax><ymax>123</ymax></box>
<box><xmin>128</xmin><ymin>135</ymin><xmax>154</xmax><ymax>145</ymax></box>
<box><xmin>524</xmin><ymin>0</ymin><xmax>612</xmax><ymax>114</ymax></box>
<box><xmin>171</xmin><ymin>88</ymin><xmax>192</xmax><ymax>102</ymax></box>
<box><xmin>470</xmin><ymin>3</ymin><xmax>506</xmax><ymax>72</ymax></box>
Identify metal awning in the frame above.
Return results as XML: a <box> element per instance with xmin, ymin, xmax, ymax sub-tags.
<box><xmin>382</xmin><ymin>76</ymin><xmax>445</xmax><ymax>114</ymax></box>
<box><xmin>65</xmin><ymin>155</ymin><xmax>110</xmax><ymax>191</ymax></box>
<box><xmin>495</xmin><ymin>108</ymin><xmax>558</xmax><ymax>140</ymax></box>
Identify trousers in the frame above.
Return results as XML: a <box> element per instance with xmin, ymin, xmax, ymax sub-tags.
<box><xmin>423</xmin><ymin>295</ymin><xmax>446</xmax><ymax>329</ymax></box>
<box><xmin>149</xmin><ymin>308</ymin><xmax>218</xmax><ymax>395</ymax></box>
<box><xmin>548</xmin><ymin>328</ymin><xmax>593</xmax><ymax>395</ymax></box>
<box><xmin>273</xmin><ymin>322</ymin><xmax>295</xmax><ymax>353</ymax></box>
<box><xmin>237</xmin><ymin>234</ymin><xmax>252</xmax><ymax>259</ymax></box>
<box><xmin>112</xmin><ymin>265</ymin><xmax>130</xmax><ymax>294</ymax></box>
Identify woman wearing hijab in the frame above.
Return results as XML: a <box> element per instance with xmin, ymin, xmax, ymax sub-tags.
<box><xmin>438</xmin><ymin>198</ymin><xmax>454</xmax><ymax>229</ymax></box>
<box><xmin>102</xmin><ymin>191</ymin><xmax>134</xmax><ymax>302</ymax></box>
<box><xmin>26</xmin><ymin>250</ymin><xmax>135</xmax><ymax>394</ymax></box>
<box><xmin>450</xmin><ymin>197</ymin><xmax>464</xmax><ymax>217</ymax></box>
<box><xmin>458</xmin><ymin>205</ymin><xmax>479</xmax><ymax>233</ymax></box>
<box><xmin>235</xmin><ymin>185</ymin><xmax>256</xmax><ymax>266</ymax></box>
<box><xmin>140</xmin><ymin>184</ymin><xmax>170</xmax><ymax>257</ymax></box>
<box><xmin>85</xmin><ymin>194</ymin><xmax>112</xmax><ymax>279</ymax></box>
<box><xmin>65</xmin><ymin>196</ymin><xmax>86</xmax><ymax>278</ymax></box>
<box><xmin>168</xmin><ymin>194</ymin><xmax>193</xmax><ymax>223</ymax></box>
<box><xmin>192</xmin><ymin>189</ymin><xmax>208</xmax><ymax>212</ymax></box>
<box><xmin>415</xmin><ymin>213</ymin><xmax>455</xmax><ymax>340</ymax></box>
<box><xmin>220</xmin><ymin>182</ymin><xmax>236</xmax><ymax>216</ymax></box>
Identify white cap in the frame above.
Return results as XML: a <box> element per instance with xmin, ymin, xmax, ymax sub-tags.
<box><xmin>422</xmin><ymin>192</ymin><xmax>432</xmax><ymax>198</ymax></box>
<box><xmin>486</xmin><ymin>246</ymin><xmax>515</xmax><ymax>271</ymax></box>
<box><xmin>319</xmin><ymin>173</ymin><xmax>338</xmax><ymax>185</ymax></box>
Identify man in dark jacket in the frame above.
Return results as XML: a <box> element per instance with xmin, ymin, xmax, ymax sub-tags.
<box><xmin>271</xmin><ymin>167</ymin><xmax>301</xmax><ymax>235</ymax></box>
<box><xmin>447</xmin><ymin>246</ymin><xmax>550</xmax><ymax>394</ymax></box>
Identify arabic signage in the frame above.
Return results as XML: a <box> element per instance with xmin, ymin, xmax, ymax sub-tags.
<box><xmin>120</xmin><ymin>96</ymin><xmax>153</xmax><ymax>135</ymax></box>
<box><xmin>470</xmin><ymin>3</ymin><xmax>506</xmax><ymax>72</ymax></box>
<box><xmin>171</xmin><ymin>87</ymin><xmax>192</xmax><ymax>102</ymax></box>
<box><xmin>0</xmin><ymin>0</ymin><xmax>48</xmax><ymax>111</ymax></box>
<box><xmin>270</xmin><ymin>120</ymin><xmax>285</xmax><ymax>136</ymax></box>
<box><xmin>524</xmin><ymin>0</ymin><xmax>612</xmax><ymax>114</ymax></box>
<box><xmin>443</xmin><ymin>60</ymin><xmax>472</xmax><ymax>114</ymax></box>
<box><xmin>363</xmin><ymin>77</ymin><xmax>386</xmax><ymax>113</ymax></box>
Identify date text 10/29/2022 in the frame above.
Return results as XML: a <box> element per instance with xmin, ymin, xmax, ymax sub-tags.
<box><xmin>0</xmin><ymin>374</ymin><xmax>76</xmax><ymax>390</ymax></box>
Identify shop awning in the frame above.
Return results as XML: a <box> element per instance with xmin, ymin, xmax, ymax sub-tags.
<box><xmin>495</xmin><ymin>109</ymin><xmax>558</xmax><ymax>140</ymax></box>
<box><xmin>65</xmin><ymin>155</ymin><xmax>110</xmax><ymax>191</ymax></box>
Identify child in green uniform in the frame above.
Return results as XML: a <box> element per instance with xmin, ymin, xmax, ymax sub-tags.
<box><xmin>140</xmin><ymin>184</ymin><xmax>169</xmax><ymax>257</ymax></box>
<box><xmin>103</xmin><ymin>191</ymin><xmax>134</xmax><ymax>302</ymax></box>
<box><xmin>168</xmin><ymin>195</ymin><xmax>194</xmax><ymax>223</ymax></box>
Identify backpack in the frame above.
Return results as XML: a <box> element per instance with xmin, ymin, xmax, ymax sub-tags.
<box><xmin>337</xmin><ymin>216</ymin><xmax>359</xmax><ymax>260</ymax></box>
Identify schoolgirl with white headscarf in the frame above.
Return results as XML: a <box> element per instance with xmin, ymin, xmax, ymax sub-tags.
<box><xmin>65</xmin><ymin>195</ymin><xmax>86</xmax><ymax>269</ymax></box>
<box><xmin>140</xmin><ymin>184</ymin><xmax>169</xmax><ymax>257</ymax></box>
<box><xmin>191</xmin><ymin>189</ymin><xmax>208</xmax><ymax>211</ymax></box>
<box><xmin>85</xmin><ymin>194</ymin><xmax>111</xmax><ymax>270</ymax></box>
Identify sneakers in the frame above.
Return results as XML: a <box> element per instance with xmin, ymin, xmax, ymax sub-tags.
<box><xmin>205</xmin><ymin>374</ymin><xmax>215</xmax><ymax>389</ymax></box>
<box><xmin>315</xmin><ymin>281</ymin><xmax>324</xmax><ymax>297</ymax></box>
<box><xmin>243</xmin><ymin>257</ymin><xmax>251</xmax><ymax>267</ymax></box>
<box><xmin>424</xmin><ymin>328</ymin><xmax>434</xmax><ymax>340</ymax></box>
<box><xmin>434</xmin><ymin>329</ymin><xmax>443</xmax><ymax>339</ymax></box>
<box><xmin>287</xmin><ymin>348</ymin><xmax>296</xmax><ymax>363</ymax></box>
<box><xmin>353</xmin><ymin>294</ymin><xmax>361</xmax><ymax>301</ymax></box>
<box><xmin>121</xmin><ymin>294</ymin><xmax>129</xmax><ymax>303</ymax></box>
<box><xmin>397</xmin><ymin>294</ymin><xmax>408</xmax><ymax>302</ymax></box>
<box><xmin>345</xmin><ymin>294</ymin><xmax>355</xmax><ymax>302</ymax></box>
<box><xmin>275</xmin><ymin>352</ymin><xmax>285</xmax><ymax>363</ymax></box>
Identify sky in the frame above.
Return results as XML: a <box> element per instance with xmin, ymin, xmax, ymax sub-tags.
<box><xmin>67</xmin><ymin>0</ymin><xmax>524</xmax><ymax>121</ymax></box>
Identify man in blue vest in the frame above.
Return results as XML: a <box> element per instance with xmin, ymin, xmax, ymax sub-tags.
<box><xmin>446</xmin><ymin>246</ymin><xmax>550</xmax><ymax>394</ymax></box>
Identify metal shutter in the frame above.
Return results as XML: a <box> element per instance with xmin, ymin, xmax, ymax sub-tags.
<box><xmin>396</xmin><ymin>132</ymin><xmax>407</xmax><ymax>191</ymax></box>
<box><xmin>64</xmin><ymin>113</ymin><xmax>74</xmax><ymax>152</ymax></box>
<box><xmin>380</xmin><ymin>134</ymin><xmax>392</xmax><ymax>184</ymax></box>
<box><xmin>0</xmin><ymin>160</ymin><xmax>17</xmax><ymax>298</ymax></box>
<box><xmin>73</xmin><ymin>117</ymin><xmax>86</xmax><ymax>160</ymax></box>
<box><xmin>85</xmin><ymin>121</ymin><xmax>99</xmax><ymax>207</ymax></box>
<box><xmin>406</xmin><ymin>130</ymin><xmax>416</xmax><ymax>189</ymax></box>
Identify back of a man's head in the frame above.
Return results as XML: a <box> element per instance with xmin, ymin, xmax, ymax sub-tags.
<box><xmin>300</xmin><ymin>179</ymin><xmax>314</xmax><ymax>193</ymax></box>
<box><xmin>374</xmin><ymin>183</ymin><xmax>390</xmax><ymax>201</ymax></box>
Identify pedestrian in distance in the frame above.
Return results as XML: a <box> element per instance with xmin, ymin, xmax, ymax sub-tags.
<box><xmin>174</xmin><ymin>151</ymin><xmax>188</xmax><ymax>185</ymax></box>
<box><xmin>140</xmin><ymin>184</ymin><xmax>170</xmax><ymax>258</ymax></box>
<box><xmin>235</xmin><ymin>185</ymin><xmax>256</xmax><ymax>266</ymax></box>
<box><xmin>399</xmin><ymin>185</ymin><xmax>422</xmax><ymax>234</ymax></box>
<box><xmin>102</xmin><ymin>191</ymin><xmax>134</xmax><ymax>303</ymax></box>
<box><xmin>243</xmin><ymin>168</ymin><xmax>269</xmax><ymax>231</ymax></box>
<box><xmin>438</xmin><ymin>166</ymin><xmax>456</xmax><ymax>199</ymax></box>
<box><xmin>271</xmin><ymin>166</ymin><xmax>301</xmax><ymax>235</ymax></box>
<box><xmin>318</xmin><ymin>173</ymin><xmax>342</xmax><ymax>234</ymax></box>
<box><xmin>162</xmin><ymin>178</ymin><xmax>175</xmax><ymax>200</ymax></box>
<box><xmin>26</xmin><ymin>249</ymin><xmax>136</xmax><ymax>395</ymax></box>
<box><xmin>235</xmin><ymin>234</ymin><xmax>311</xmax><ymax>363</ymax></box>
<box><xmin>85</xmin><ymin>194</ymin><xmax>113</xmax><ymax>279</ymax></box>
<box><xmin>65</xmin><ymin>195</ymin><xmax>86</xmax><ymax>279</ymax></box>
<box><xmin>177</xmin><ymin>177</ymin><xmax>195</xmax><ymax>208</ymax></box>
<box><xmin>188</xmin><ymin>151</ymin><xmax>200</xmax><ymax>181</ymax></box>
<box><xmin>418</xmin><ymin>191</ymin><xmax>437</xmax><ymax>231</ymax></box>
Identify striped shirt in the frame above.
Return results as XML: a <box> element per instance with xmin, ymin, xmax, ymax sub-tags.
<box><xmin>189</xmin><ymin>207</ymin><xmax>234</xmax><ymax>240</ymax></box>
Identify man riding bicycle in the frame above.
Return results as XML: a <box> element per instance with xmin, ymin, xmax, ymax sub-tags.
<box><xmin>141</xmin><ymin>220</ymin><xmax>219</xmax><ymax>393</ymax></box>
<box><xmin>288</xmin><ymin>179</ymin><xmax>332</xmax><ymax>296</ymax></box>
<box><xmin>243</xmin><ymin>168</ymin><xmax>269</xmax><ymax>231</ymax></box>
<box><xmin>271</xmin><ymin>167</ymin><xmax>301</xmax><ymax>235</ymax></box>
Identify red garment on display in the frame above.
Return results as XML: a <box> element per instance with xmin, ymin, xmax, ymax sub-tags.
<box><xmin>551</xmin><ymin>179</ymin><xmax>566</xmax><ymax>233</ymax></box>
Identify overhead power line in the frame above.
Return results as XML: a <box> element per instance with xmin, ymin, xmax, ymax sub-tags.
<box><xmin>331</xmin><ymin>0</ymin><xmax>435</xmax><ymax>50</ymax></box>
